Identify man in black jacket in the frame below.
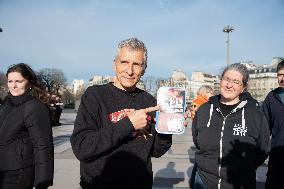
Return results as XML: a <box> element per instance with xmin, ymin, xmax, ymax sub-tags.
<box><xmin>263</xmin><ymin>60</ymin><xmax>284</xmax><ymax>189</ymax></box>
<box><xmin>70</xmin><ymin>38</ymin><xmax>172</xmax><ymax>189</ymax></box>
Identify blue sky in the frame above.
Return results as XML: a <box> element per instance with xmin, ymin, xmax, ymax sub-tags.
<box><xmin>0</xmin><ymin>0</ymin><xmax>283</xmax><ymax>83</ymax></box>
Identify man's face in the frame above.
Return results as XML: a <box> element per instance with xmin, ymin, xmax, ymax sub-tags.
<box><xmin>113</xmin><ymin>47</ymin><xmax>145</xmax><ymax>91</ymax></box>
<box><xmin>277</xmin><ymin>68</ymin><xmax>284</xmax><ymax>88</ymax></box>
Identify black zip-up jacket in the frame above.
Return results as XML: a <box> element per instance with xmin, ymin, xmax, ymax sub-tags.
<box><xmin>0</xmin><ymin>92</ymin><xmax>54</xmax><ymax>188</ymax></box>
<box><xmin>263</xmin><ymin>87</ymin><xmax>284</xmax><ymax>148</ymax></box>
<box><xmin>263</xmin><ymin>87</ymin><xmax>284</xmax><ymax>189</ymax></box>
<box><xmin>192</xmin><ymin>92</ymin><xmax>270</xmax><ymax>189</ymax></box>
<box><xmin>70</xmin><ymin>83</ymin><xmax>172</xmax><ymax>189</ymax></box>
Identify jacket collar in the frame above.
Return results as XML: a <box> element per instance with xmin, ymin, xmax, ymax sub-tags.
<box><xmin>7</xmin><ymin>91</ymin><xmax>34</xmax><ymax>107</ymax></box>
<box><xmin>209</xmin><ymin>92</ymin><xmax>258</xmax><ymax>109</ymax></box>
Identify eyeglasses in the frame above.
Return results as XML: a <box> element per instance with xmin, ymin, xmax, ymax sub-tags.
<box><xmin>221</xmin><ymin>76</ymin><xmax>243</xmax><ymax>86</ymax></box>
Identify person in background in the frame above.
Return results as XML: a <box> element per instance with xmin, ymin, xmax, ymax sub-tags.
<box><xmin>0</xmin><ymin>63</ymin><xmax>54</xmax><ymax>189</ymax></box>
<box><xmin>191</xmin><ymin>63</ymin><xmax>270</xmax><ymax>189</ymax></box>
<box><xmin>263</xmin><ymin>60</ymin><xmax>284</xmax><ymax>189</ymax></box>
<box><xmin>189</xmin><ymin>85</ymin><xmax>214</xmax><ymax>188</ymax></box>
<box><xmin>49</xmin><ymin>95</ymin><xmax>63</xmax><ymax>126</ymax></box>
<box><xmin>54</xmin><ymin>95</ymin><xmax>63</xmax><ymax>126</ymax></box>
<box><xmin>189</xmin><ymin>85</ymin><xmax>214</xmax><ymax>120</ymax></box>
<box><xmin>70</xmin><ymin>38</ymin><xmax>172</xmax><ymax>189</ymax></box>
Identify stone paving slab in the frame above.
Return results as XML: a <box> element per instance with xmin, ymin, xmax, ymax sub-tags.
<box><xmin>51</xmin><ymin>111</ymin><xmax>268</xmax><ymax>189</ymax></box>
<box><xmin>50</xmin><ymin>159</ymin><xmax>80</xmax><ymax>189</ymax></box>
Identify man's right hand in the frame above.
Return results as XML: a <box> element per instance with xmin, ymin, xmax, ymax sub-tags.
<box><xmin>128</xmin><ymin>106</ymin><xmax>159</xmax><ymax>130</ymax></box>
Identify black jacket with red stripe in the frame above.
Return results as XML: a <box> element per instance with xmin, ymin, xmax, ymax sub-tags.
<box><xmin>71</xmin><ymin>83</ymin><xmax>172</xmax><ymax>189</ymax></box>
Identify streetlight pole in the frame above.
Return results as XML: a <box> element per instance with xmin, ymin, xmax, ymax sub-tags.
<box><xmin>223</xmin><ymin>25</ymin><xmax>234</xmax><ymax>66</ymax></box>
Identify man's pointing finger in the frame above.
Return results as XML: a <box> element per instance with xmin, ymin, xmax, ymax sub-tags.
<box><xmin>143</xmin><ymin>106</ymin><xmax>160</xmax><ymax>113</ymax></box>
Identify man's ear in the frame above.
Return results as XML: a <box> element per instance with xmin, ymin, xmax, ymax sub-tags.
<box><xmin>112</xmin><ymin>60</ymin><xmax>116</xmax><ymax>72</ymax></box>
<box><xmin>141</xmin><ymin>69</ymin><xmax>145</xmax><ymax>76</ymax></box>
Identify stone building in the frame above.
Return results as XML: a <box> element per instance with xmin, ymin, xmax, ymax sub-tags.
<box><xmin>167</xmin><ymin>70</ymin><xmax>219</xmax><ymax>103</ymax></box>
<box><xmin>88</xmin><ymin>75</ymin><xmax>115</xmax><ymax>86</ymax></box>
<box><xmin>72</xmin><ymin>79</ymin><xmax>84</xmax><ymax>94</ymax></box>
<box><xmin>191</xmin><ymin>71</ymin><xmax>220</xmax><ymax>96</ymax></box>
<box><xmin>248</xmin><ymin>67</ymin><xmax>278</xmax><ymax>101</ymax></box>
<box><xmin>241</xmin><ymin>57</ymin><xmax>283</xmax><ymax>101</ymax></box>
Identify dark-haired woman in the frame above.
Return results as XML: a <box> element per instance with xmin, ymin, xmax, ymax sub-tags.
<box><xmin>191</xmin><ymin>63</ymin><xmax>270</xmax><ymax>189</ymax></box>
<box><xmin>0</xmin><ymin>63</ymin><xmax>54</xmax><ymax>189</ymax></box>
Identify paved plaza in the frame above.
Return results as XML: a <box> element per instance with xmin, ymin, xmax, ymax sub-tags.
<box><xmin>51</xmin><ymin>110</ymin><xmax>267</xmax><ymax>189</ymax></box>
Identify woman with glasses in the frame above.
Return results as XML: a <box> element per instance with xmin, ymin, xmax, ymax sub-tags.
<box><xmin>191</xmin><ymin>63</ymin><xmax>270</xmax><ymax>189</ymax></box>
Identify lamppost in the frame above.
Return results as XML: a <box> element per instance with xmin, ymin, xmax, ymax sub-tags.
<box><xmin>223</xmin><ymin>25</ymin><xmax>234</xmax><ymax>66</ymax></box>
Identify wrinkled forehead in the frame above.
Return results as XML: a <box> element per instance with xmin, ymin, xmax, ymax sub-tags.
<box><xmin>116</xmin><ymin>47</ymin><xmax>146</xmax><ymax>64</ymax></box>
<box><xmin>277</xmin><ymin>67</ymin><xmax>284</xmax><ymax>74</ymax></box>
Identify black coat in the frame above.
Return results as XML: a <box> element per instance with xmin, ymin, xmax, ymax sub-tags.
<box><xmin>0</xmin><ymin>92</ymin><xmax>54</xmax><ymax>188</ymax></box>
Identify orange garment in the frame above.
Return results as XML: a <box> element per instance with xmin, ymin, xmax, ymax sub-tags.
<box><xmin>192</xmin><ymin>95</ymin><xmax>208</xmax><ymax>107</ymax></box>
<box><xmin>190</xmin><ymin>95</ymin><xmax>208</xmax><ymax>120</ymax></box>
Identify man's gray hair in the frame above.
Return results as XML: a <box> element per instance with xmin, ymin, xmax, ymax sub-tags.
<box><xmin>221</xmin><ymin>63</ymin><xmax>249</xmax><ymax>87</ymax></box>
<box><xmin>116</xmin><ymin>37</ymin><xmax>148</xmax><ymax>69</ymax></box>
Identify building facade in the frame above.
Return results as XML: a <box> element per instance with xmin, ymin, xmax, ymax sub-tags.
<box><xmin>240</xmin><ymin>57</ymin><xmax>283</xmax><ymax>101</ymax></box>
<box><xmin>191</xmin><ymin>71</ymin><xmax>220</xmax><ymax>97</ymax></box>
<box><xmin>88</xmin><ymin>75</ymin><xmax>115</xmax><ymax>86</ymax></box>
<box><xmin>161</xmin><ymin>70</ymin><xmax>219</xmax><ymax>103</ymax></box>
<box><xmin>72</xmin><ymin>79</ymin><xmax>84</xmax><ymax>94</ymax></box>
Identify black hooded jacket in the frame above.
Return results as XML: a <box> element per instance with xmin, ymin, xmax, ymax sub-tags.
<box><xmin>0</xmin><ymin>92</ymin><xmax>54</xmax><ymax>188</ymax></box>
<box><xmin>192</xmin><ymin>92</ymin><xmax>270</xmax><ymax>189</ymax></box>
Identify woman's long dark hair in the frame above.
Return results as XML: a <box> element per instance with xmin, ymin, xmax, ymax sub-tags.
<box><xmin>6</xmin><ymin>63</ymin><xmax>50</xmax><ymax>104</ymax></box>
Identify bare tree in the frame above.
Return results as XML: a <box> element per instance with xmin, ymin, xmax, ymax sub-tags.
<box><xmin>61</xmin><ymin>88</ymin><xmax>75</xmax><ymax>105</ymax></box>
<box><xmin>142</xmin><ymin>75</ymin><xmax>157</xmax><ymax>94</ymax></box>
<box><xmin>142</xmin><ymin>76</ymin><xmax>168</xmax><ymax>97</ymax></box>
<box><xmin>0</xmin><ymin>71</ymin><xmax>7</xmax><ymax>99</ymax></box>
<box><xmin>37</xmin><ymin>68</ymin><xmax>67</xmax><ymax>95</ymax></box>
